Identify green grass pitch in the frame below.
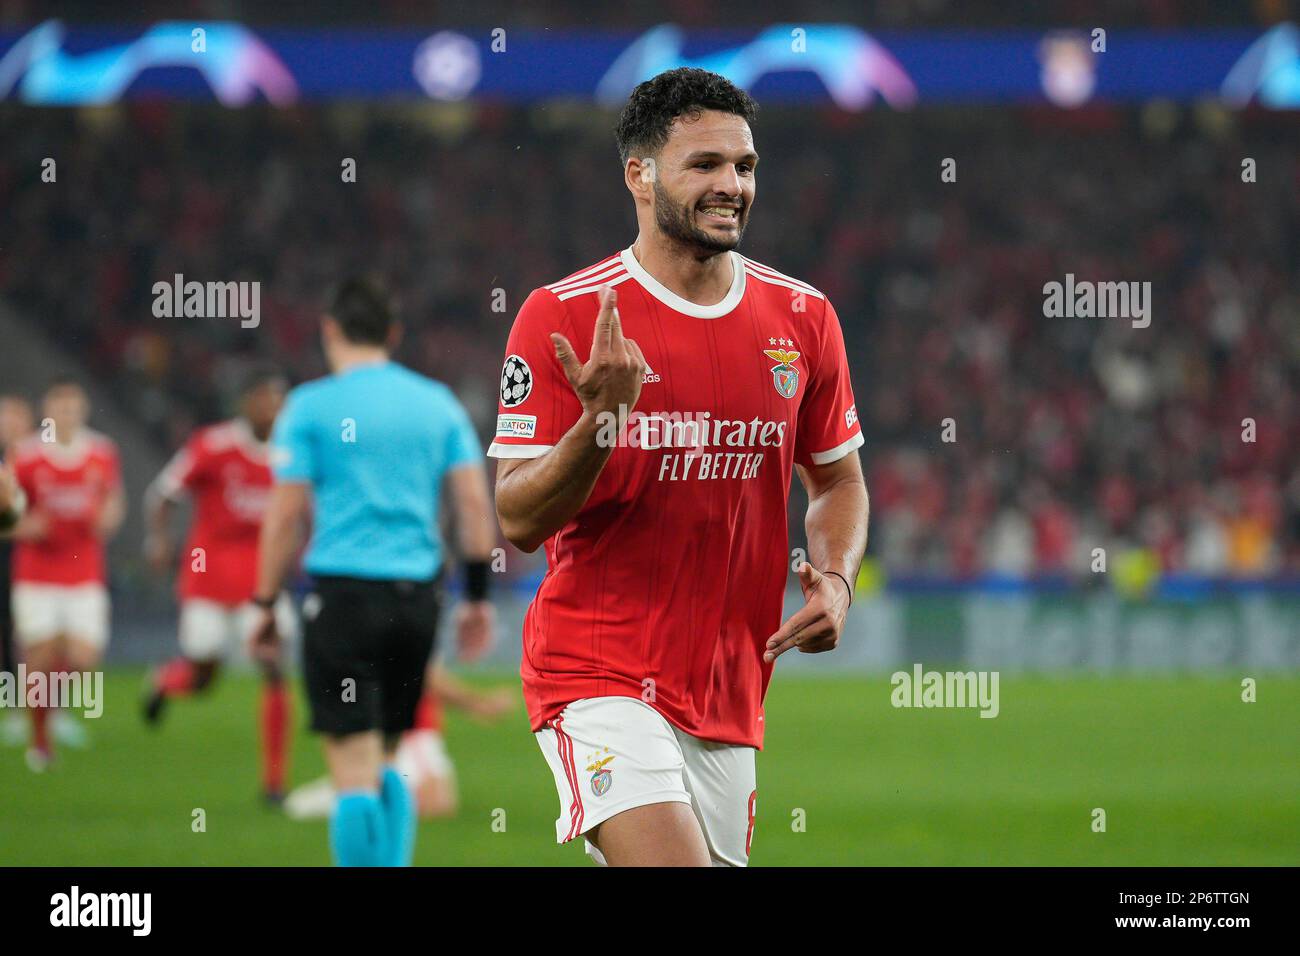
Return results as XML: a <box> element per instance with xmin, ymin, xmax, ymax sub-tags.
<box><xmin>2</xmin><ymin>670</ymin><xmax>1296</xmax><ymax>865</ymax></box>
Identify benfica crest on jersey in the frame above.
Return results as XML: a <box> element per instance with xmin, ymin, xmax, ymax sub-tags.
<box><xmin>764</xmin><ymin>348</ymin><xmax>801</xmax><ymax>399</ymax></box>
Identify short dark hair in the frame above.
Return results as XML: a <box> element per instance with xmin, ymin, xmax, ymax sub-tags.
<box><xmin>240</xmin><ymin>363</ymin><xmax>288</xmax><ymax>396</ymax></box>
<box><xmin>615</xmin><ymin>67</ymin><xmax>758</xmax><ymax>165</ymax></box>
<box><xmin>329</xmin><ymin>276</ymin><xmax>394</xmax><ymax>346</ymax></box>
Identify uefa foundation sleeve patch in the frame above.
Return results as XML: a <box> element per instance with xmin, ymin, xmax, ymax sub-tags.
<box><xmin>496</xmin><ymin>414</ymin><xmax>537</xmax><ymax>439</ymax></box>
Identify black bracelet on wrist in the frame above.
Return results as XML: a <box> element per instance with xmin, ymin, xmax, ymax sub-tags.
<box><xmin>824</xmin><ymin>570</ymin><xmax>853</xmax><ymax>607</ymax></box>
<box><xmin>253</xmin><ymin>594</ymin><xmax>278</xmax><ymax>610</ymax></box>
<box><xmin>464</xmin><ymin>560</ymin><xmax>490</xmax><ymax>602</ymax></box>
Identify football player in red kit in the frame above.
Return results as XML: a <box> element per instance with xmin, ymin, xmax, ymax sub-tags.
<box><xmin>141</xmin><ymin>369</ymin><xmax>296</xmax><ymax>803</ymax></box>
<box><xmin>492</xmin><ymin>69</ymin><xmax>869</xmax><ymax>866</ymax></box>
<box><xmin>9</xmin><ymin>379</ymin><xmax>125</xmax><ymax>771</ymax></box>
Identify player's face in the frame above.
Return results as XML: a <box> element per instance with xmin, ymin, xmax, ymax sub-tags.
<box><xmin>0</xmin><ymin>398</ymin><xmax>33</xmax><ymax>446</ymax></box>
<box><xmin>652</xmin><ymin>110</ymin><xmax>757</xmax><ymax>255</ymax></box>
<box><xmin>43</xmin><ymin>386</ymin><xmax>87</xmax><ymax>438</ymax></box>
<box><xmin>243</xmin><ymin>382</ymin><xmax>286</xmax><ymax>434</ymax></box>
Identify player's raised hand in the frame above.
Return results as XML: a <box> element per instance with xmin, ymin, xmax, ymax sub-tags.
<box><xmin>763</xmin><ymin>562</ymin><xmax>852</xmax><ymax>663</ymax></box>
<box><xmin>550</xmin><ymin>285</ymin><xmax>645</xmax><ymax>420</ymax></box>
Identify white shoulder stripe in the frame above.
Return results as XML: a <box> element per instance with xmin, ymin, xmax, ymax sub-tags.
<box><xmin>548</xmin><ymin>263</ymin><xmax>628</xmax><ymax>294</ymax></box>
<box><xmin>741</xmin><ymin>257</ymin><xmax>821</xmax><ymax>295</ymax></box>
<box><xmin>487</xmin><ymin>442</ymin><xmax>555</xmax><ymax>459</ymax></box>
<box><xmin>555</xmin><ymin>271</ymin><xmax>632</xmax><ymax>301</ymax></box>
<box><xmin>544</xmin><ymin>256</ymin><xmax>621</xmax><ymax>291</ymax></box>
<box><xmin>744</xmin><ymin>267</ymin><xmax>826</xmax><ymax>299</ymax></box>
<box><xmin>810</xmin><ymin>432</ymin><xmax>864</xmax><ymax>465</ymax></box>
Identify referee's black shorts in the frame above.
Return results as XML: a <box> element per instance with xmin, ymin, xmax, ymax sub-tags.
<box><xmin>301</xmin><ymin>575</ymin><xmax>440</xmax><ymax>738</ymax></box>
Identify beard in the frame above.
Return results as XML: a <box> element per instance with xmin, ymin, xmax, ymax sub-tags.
<box><xmin>653</xmin><ymin>179</ymin><xmax>746</xmax><ymax>256</ymax></box>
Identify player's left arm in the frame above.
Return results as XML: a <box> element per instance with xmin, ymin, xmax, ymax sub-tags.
<box><xmin>764</xmin><ymin>454</ymin><xmax>869</xmax><ymax>662</ymax></box>
<box><xmin>766</xmin><ymin>295</ymin><xmax>869</xmax><ymax>662</ymax></box>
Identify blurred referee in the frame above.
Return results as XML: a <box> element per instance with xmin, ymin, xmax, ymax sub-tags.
<box><xmin>252</xmin><ymin>277</ymin><xmax>496</xmax><ymax>867</ymax></box>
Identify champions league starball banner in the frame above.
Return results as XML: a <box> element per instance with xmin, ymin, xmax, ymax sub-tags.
<box><xmin>1</xmin><ymin>20</ymin><xmax>1300</xmax><ymax>108</ymax></box>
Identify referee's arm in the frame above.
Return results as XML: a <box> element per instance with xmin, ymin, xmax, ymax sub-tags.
<box><xmin>447</xmin><ymin>462</ymin><xmax>495</xmax><ymax>565</ymax></box>
<box><xmin>445</xmin><ymin>461</ymin><xmax>496</xmax><ymax>661</ymax></box>
<box><xmin>254</xmin><ymin>481</ymin><xmax>310</xmax><ymax>606</ymax></box>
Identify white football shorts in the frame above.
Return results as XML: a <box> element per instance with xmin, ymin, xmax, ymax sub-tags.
<box><xmin>535</xmin><ymin>696</ymin><xmax>757</xmax><ymax>867</ymax></box>
<box><xmin>178</xmin><ymin>595</ymin><xmax>298</xmax><ymax>660</ymax></box>
<box><xmin>12</xmin><ymin>582</ymin><xmax>110</xmax><ymax>650</ymax></box>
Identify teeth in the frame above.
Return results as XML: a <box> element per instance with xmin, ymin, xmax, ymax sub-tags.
<box><xmin>701</xmin><ymin>207</ymin><xmax>737</xmax><ymax>218</ymax></box>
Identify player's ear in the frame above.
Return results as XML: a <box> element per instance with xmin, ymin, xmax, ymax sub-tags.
<box><xmin>624</xmin><ymin>156</ymin><xmax>656</xmax><ymax>202</ymax></box>
<box><xmin>386</xmin><ymin>321</ymin><xmax>404</xmax><ymax>353</ymax></box>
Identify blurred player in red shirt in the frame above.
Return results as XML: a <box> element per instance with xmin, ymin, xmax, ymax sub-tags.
<box><xmin>9</xmin><ymin>379</ymin><xmax>125</xmax><ymax>771</ymax></box>
<box><xmin>492</xmin><ymin>70</ymin><xmax>869</xmax><ymax>866</ymax></box>
<box><xmin>140</xmin><ymin>369</ymin><xmax>296</xmax><ymax>803</ymax></box>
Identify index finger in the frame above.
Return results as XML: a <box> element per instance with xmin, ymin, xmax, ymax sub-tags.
<box><xmin>763</xmin><ymin>603</ymin><xmax>820</xmax><ymax>662</ymax></box>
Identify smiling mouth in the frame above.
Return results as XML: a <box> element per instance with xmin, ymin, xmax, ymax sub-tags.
<box><xmin>698</xmin><ymin>204</ymin><xmax>740</xmax><ymax>224</ymax></box>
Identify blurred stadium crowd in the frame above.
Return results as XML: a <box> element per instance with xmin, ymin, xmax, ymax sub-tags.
<box><xmin>1</xmin><ymin>0</ymin><xmax>1291</xmax><ymax>29</ymax></box>
<box><xmin>0</xmin><ymin>103</ymin><xmax>1296</xmax><ymax>578</ymax></box>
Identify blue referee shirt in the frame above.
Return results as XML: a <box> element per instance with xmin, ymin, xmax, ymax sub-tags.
<box><xmin>270</xmin><ymin>360</ymin><xmax>483</xmax><ymax>581</ymax></box>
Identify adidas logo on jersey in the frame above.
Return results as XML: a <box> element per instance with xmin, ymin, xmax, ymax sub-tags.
<box><xmin>642</xmin><ymin>362</ymin><xmax>661</xmax><ymax>385</ymax></box>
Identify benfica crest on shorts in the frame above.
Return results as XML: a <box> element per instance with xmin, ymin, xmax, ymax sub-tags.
<box><xmin>587</xmin><ymin>752</ymin><xmax>614</xmax><ymax>797</ymax></box>
<box><xmin>764</xmin><ymin>348</ymin><xmax>801</xmax><ymax>399</ymax></box>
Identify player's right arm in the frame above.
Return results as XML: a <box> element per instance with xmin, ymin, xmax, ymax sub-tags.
<box><xmin>143</xmin><ymin>438</ymin><xmax>202</xmax><ymax>572</ymax></box>
<box><xmin>494</xmin><ymin>286</ymin><xmax>645</xmax><ymax>553</ymax></box>
<box><xmin>95</xmin><ymin>443</ymin><xmax>126</xmax><ymax>541</ymax></box>
<box><xmin>5</xmin><ymin>449</ymin><xmax>46</xmax><ymax>541</ymax></box>
<box><xmin>143</xmin><ymin>494</ymin><xmax>178</xmax><ymax>572</ymax></box>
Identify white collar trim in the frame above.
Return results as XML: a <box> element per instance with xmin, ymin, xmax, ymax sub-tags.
<box><xmin>619</xmin><ymin>247</ymin><xmax>745</xmax><ymax>319</ymax></box>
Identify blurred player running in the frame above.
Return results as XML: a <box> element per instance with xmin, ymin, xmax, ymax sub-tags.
<box><xmin>0</xmin><ymin>394</ymin><xmax>35</xmax><ymax>747</ymax></box>
<box><xmin>8</xmin><ymin>379</ymin><xmax>125</xmax><ymax>771</ymax></box>
<box><xmin>492</xmin><ymin>69</ymin><xmax>870</xmax><ymax>866</ymax></box>
<box><xmin>252</xmin><ymin>277</ymin><xmax>497</xmax><ymax>867</ymax></box>
<box><xmin>283</xmin><ymin>660</ymin><xmax>515</xmax><ymax>820</ymax></box>
<box><xmin>140</xmin><ymin>368</ymin><xmax>296</xmax><ymax>803</ymax></box>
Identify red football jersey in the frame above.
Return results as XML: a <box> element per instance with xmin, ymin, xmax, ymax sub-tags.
<box><xmin>489</xmin><ymin>249</ymin><xmax>862</xmax><ymax>747</ymax></box>
<box><xmin>151</xmin><ymin>419</ymin><xmax>272</xmax><ymax>605</ymax></box>
<box><xmin>11</xmin><ymin>430</ymin><xmax>121</xmax><ymax>585</ymax></box>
